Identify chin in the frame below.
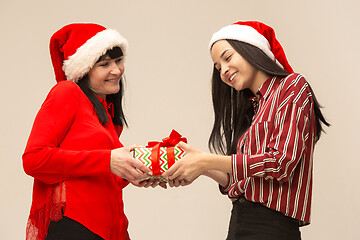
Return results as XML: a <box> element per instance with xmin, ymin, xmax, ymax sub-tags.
<box><xmin>233</xmin><ymin>86</ymin><xmax>245</xmax><ymax>91</ymax></box>
<box><xmin>108</xmin><ymin>88</ymin><xmax>120</xmax><ymax>95</ymax></box>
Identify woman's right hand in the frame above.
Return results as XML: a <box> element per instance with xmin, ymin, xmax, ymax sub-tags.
<box><xmin>110</xmin><ymin>146</ymin><xmax>152</xmax><ymax>181</ymax></box>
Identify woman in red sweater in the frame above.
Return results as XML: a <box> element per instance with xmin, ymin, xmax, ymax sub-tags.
<box><xmin>163</xmin><ymin>21</ymin><xmax>330</xmax><ymax>239</ymax></box>
<box><xmin>23</xmin><ymin>23</ymin><xmax>152</xmax><ymax>240</ymax></box>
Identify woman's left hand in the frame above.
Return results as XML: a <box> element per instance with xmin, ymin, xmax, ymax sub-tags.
<box><xmin>162</xmin><ymin>141</ymin><xmax>208</xmax><ymax>186</ymax></box>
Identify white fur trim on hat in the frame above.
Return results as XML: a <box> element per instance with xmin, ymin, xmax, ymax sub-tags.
<box><xmin>209</xmin><ymin>24</ymin><xmax>275</xmax><ymax>61</ymax></box>
<box><xmin>63</xmin><ymin>29</ymin><xmax>128</xmax><ymax>82</ymax></box>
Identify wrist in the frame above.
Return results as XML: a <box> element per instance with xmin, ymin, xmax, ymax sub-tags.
<box><xmin>200</xmin><ymin>152</ymin><xmax>215</xmax><ymax>172</ymax></box>
<box><xmin>204</xmin><ymin>153</ymin><xmax>232</xmax><ymax>173</ymax></box>
<box><xmin>202</xmin><ymin>169</ymin><xmax>213</xmax><ymax>177</ymax></box>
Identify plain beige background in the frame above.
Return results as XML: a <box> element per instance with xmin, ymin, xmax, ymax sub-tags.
<box><xmin>1</xmin><ymin>0</ymin><xmax>359</xmax><ymax>239</ymax></box>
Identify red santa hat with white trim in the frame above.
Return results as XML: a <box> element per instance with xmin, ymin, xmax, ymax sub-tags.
<box><xmin>209</xmin><ymin>21</ymin><xmax>294</xmax><ymax>73</ymax></box>
<box><xmin>50</xmin><ymin>23</ymin><xmax>128</xmax><ymax>83</ymax></box>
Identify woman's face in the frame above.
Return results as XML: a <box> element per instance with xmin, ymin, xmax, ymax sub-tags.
<box><xmin>87</xmin><ymin>54</ymin><xmax>124</xmax><ymax>99</ymax></box>
<box><xmin>211</xmin><ymin>40</ymin><xmax>263</xmax><ymax>93</ymax></box>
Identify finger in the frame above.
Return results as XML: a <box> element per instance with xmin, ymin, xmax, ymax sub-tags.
<box><xmin>120</xmin><ymin>171</ymin><xmax>137</xmax><ymax>181</ymax></box>
<box><xmin>167</xmin><ymin>168</ymin><xmax>182</xmax><ymax>181</ymax></box>
<box><xmin>177</xmin><ymin>141</ymin><xmax>189</xmax><ymax>151</ymax></box>
<box><xmin>180</xmin><ymin>179</ymin><xmax>187</xmax><ymax>186</ymax></box>
<box><xmin>129</xmin><ymin>144</ymin><xmax>144</xmax><ymax>152</ymax></box>
<box><xmin>134</xmin><ymin>173</ymin><xmax>151</xmax><ymax>182</ymax></box>
<box><xmin>168</xmin><ymin>179</ymin><xmax>175</xmax><ymax>187</ymax></box>
<box><xmin>112</xmin><ymin>167</ymin><xmax>132</xmax><ymax>181</ymax></box>
<box><xmin>129</xmin><ymin>180</ymin><xmax>140</xmax><ymax>187</ymax></box>
<box><xmin>151</xmin><ymin>180</ymin><xmax>160</xmax><ymax>188</ymax></box>
<box><xmin>120</xmin><ymin>146</ymin><xmax>131</xmax><ymax>153</ymax></box>
<box><xmin>141</xmin><ymin>181</ymin><xmax>151</xmax><ymax>187</ymax></box>
<box><xmin>180</xmin><ymin>179</ymin><xmax>192</xmax><ymax>186</ymax></box>
<box><xmin>126</xmin><ymin>166</ymin><xmax>149</xmax><ymax>181</ymax></box>
<box><xmin>142</xmin><ymin>180</ymin><xmax>152</xmax><ymax>188</ymax></box>
<box><xmin>132</xmin><ymin>159</ymin><xmax>152</xmax><ymax>175</ymax></box>
<box><xmin>162</xmin><ymin>162</ymin><xmax>180</xmax><ymax>178</ymax></box>
<box><xmin>173</xmin><ymin>179</ymin><xmax>181</xmax><ymax>187</ymax></box>
<box><xmin>136</xmin><ymin>180</ymin><xmax>148</xmax><ymax>187</ymax></box>
<box><xmin>129</xmin><ymin>144</ymin><xmax>137</xmax><ymax>152</ymax></box>
<box><xmin>120</xmin><ymin>172</ymin><xmax>136</xmax><ymax>182</ymax></box>
<box><xmin>159</xmin><ymin>182</ymin><xmax>167</xmax><ymax>189</ymax></box>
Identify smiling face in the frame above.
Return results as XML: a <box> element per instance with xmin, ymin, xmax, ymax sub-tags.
<box><xmin>211</xmin><ymin>40</ymin><xmax>267</xmax><ymax>94</ymax></box>
<box><xmin>87</xmin><ymin>55</ymin><xmax>124</xmax><ymax>99</ymax></box>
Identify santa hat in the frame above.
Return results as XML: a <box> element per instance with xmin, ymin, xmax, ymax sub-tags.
<box><xmin>50</xmin><ymin>23</ymin><xmax>128</xmax><ymax>82</ymax></box>
<box><xmin>209</xmin><ymin>21</ymin><xmax>293</xmax><ymax>73</ymax></box>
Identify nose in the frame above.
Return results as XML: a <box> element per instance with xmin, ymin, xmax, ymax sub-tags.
<box><xmin>221</xmin><ymin>64</ymin><xmax>229</xmax><ymax>75</ymax></box>
<box><xmin>110</xmin><ymin>62</ymin><xmax>122</xmax><ymax>76</ymax></box>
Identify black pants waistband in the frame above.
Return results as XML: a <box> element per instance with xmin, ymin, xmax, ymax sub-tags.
<box><xmin>227</xmin><ymin>196</ymin><xmax>301</xmax><ymax>240</ymax></box>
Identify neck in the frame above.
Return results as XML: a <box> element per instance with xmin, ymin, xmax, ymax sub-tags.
<box><xmin>250</xmin><ymin>71</ymin><xmax>270</xmax><ymax>97</ymax></box>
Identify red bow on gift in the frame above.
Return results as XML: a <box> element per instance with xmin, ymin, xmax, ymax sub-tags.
<box><xmin>146</xmin><ymin>129</ymin><xmax>187</xmax><ymax>176</ymax></box>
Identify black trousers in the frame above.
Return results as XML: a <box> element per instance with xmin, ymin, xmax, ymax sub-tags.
<box><xmin>45</xmin><ymin>217</ymin><xmax>103</xmax><ymax>240</ymax></box>
<box><xmin>226</xmin><ymin>197</ymin><xmax>301</xmax><ymax>240</ymax></box>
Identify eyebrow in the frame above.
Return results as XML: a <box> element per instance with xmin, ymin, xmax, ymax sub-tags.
<box><xmin>220</xmin><ymin>49</ymin><xmax>231</xmax><ymax>58</ymax></box>
<box><xmin>99</xmin><ymin>57</ymin><xmax>111</xmax><ymax>61</ymax></box>
<box><xmin>213</xmin><ymin>49</ymin><xmax>231</xmax><ymax>68</ymax></box>
<box><xmin>97</xmin><ymin>56</ymin><xmax>122</xmax><ymax>63</ymax></box>
<box><xmin>96</xmin><ymin>57</ymin><xmax>110</xmax><ymax>63</ymax></box>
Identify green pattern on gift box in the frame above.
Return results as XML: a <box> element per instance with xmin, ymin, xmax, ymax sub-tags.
<box><xmin>133</xmin><ymin>147</ymin><xmax>185</xmax><ymax>181</ymax></box>
<box><xmin>134</xmin><ymin>148</ymin><xmax>152</xmax><ymax>168</ymax></box>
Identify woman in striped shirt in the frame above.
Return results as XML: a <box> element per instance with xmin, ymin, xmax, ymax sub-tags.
<box><xmin>163</xmin><ymin>21</ymin><xmax>329</xmax><ymax>239</ymax></box>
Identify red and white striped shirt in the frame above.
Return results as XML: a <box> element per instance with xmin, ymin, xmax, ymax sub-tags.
<box><xmin>221</xmin><ymin>73</ymin><xmax>316</xmax><ymax>226</ymax></box>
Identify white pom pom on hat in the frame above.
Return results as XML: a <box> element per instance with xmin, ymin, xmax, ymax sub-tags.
<box><xmin>209</xmin><ymin>21</ymin><xmax>293</xmax><ymax>73</ymax></box>
<box><xmin>50</xmin><ymin>23</ymin><xmax>128</xmax><ymax>83</ymax></box>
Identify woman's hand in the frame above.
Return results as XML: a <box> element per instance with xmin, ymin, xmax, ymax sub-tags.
<box><xmin>110</xmin><ymin>146</ymin><xmax>151</xmax><ymax>181</ymax></box>
<box><xmin>130</xmin><ymin>179</ymin><xmax>167</xmax><ymax>189</ymax></box>
<box><xmin>167</xmin><ymin>178</ymin><xmax>190</xmax><ymax>187</ymax></box>
<box><xmin>162</xmin><ymin>141</ymin><xmax>209</xmax><ymax>186</ymax></box>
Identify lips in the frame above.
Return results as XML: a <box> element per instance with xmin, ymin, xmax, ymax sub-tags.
<box><xmin>229</xmin><ymin>72</ymin><xmax>238</xmax><ymax>83</ymax></box>
<box><xmin>105</xmin><ymin>78</ymin><xmax>120</xmax><ymax>83</ymax></box>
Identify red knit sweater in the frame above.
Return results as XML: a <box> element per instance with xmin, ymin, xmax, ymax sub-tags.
<box><xmin>23</xmin><ymin>81</ymin><xmax>130</xmax><ymax>240</ymax></box>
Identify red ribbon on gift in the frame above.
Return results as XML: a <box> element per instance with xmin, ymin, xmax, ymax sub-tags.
<box><xmin>146</xmin><ymin>129</ymin><xmax>187</xmax><ymax>176</ymax></box>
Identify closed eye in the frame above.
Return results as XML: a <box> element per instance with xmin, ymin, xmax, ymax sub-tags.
<box><xmin>225</xmin><ymin>54</ymin><xmax>232</xmax><ymax>61</ymax></box>
<box><xmin>115</xmin><ymin>57</ymin><xmax>123</xmax><ymax>63</ymax></box>
<box><xmin>99</xmin><ymin>62</ymin><xmax>109</xmax><ymax>67</ymax></box>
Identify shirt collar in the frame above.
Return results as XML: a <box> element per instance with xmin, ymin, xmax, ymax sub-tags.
<box><xmin>95</xmin><ymin>94</ymin><xmax>107</xmax><ymax>106</ymax></box>
<box><xmin>95</xmin><ymin>94</ymin><xmax>114</xmax><ymax>117</ymax></box>
<box><xmin>257</xmin><ymin>76</ymin><xmax>282</xmax><ymax>100</ymax></box>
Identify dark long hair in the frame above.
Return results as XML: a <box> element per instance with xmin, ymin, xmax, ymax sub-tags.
<box><xmin>208</xmin><ymin>40</ymin><xmax>330</xmax><ymax>155</ymax></box>
<box><xmin>77</xmin><ymin>46</ymin><xmax>127</xmax><ymax>127</ymax></box>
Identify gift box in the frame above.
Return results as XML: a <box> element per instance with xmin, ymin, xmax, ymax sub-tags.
<box><xmin>133</xmin><ymin>146</ymin><xmax>185</xmax><ymax>181</ymax></box>
<box><xmin>133</xmin><ymin>130</ymin><xmax>187</xmax><ymax>182</ymax></box>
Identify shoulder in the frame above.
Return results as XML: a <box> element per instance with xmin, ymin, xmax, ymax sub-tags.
<box><xmin>42</xmin><ymin>81</ymin><xmax>82</xmax><ymax>108</ymax></box>
<box><xmin>279</xmin><ymin>73</ymin><xmax>311</xmax><ymax>103</ymax></box>
<box><xmin>281</xmin><ymin>73</ymin><xmax>308</xmax><ymax>91</ymax></box>
<box><xmin>48</xmin><ymin>81</ymin><xmax>81</xmax><ymax>97</ymax></box>
<box><xmin>275</xmin><ymin>73</ymin><xmax>315</xmax><ymax>114</ymax></box>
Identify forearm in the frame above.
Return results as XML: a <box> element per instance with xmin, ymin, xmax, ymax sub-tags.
<box><xmin>23</xmin><ymin>147</ymin><xmax>111</xmax><ymax>184</ymax></box>
<box><xmin>203</xmin><ymin>170</ymin><xmax>229</xmax><ymax>187</ymax></box>
<box><xmin>202</xmin><ymin>152</ymin><xmax>232</xmax><ymax>174</ymax></box>
<box><xmin>163</xmin><ymin>142</ymin><xmax>233</xmax><ymax>184</ymax></box>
